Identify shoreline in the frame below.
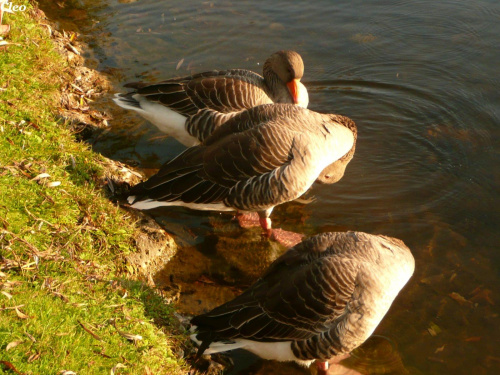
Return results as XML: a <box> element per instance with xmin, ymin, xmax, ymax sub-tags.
<box><xmin>0</xmin><ymin>1</ymin><xmax>194</xmax><ymax>373</ymax></box>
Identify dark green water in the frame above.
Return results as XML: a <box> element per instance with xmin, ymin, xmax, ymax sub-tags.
<box><xmin>40</xmin><ymin>0</ymin><xmax>500</xmax><ymax>374</ymax></box>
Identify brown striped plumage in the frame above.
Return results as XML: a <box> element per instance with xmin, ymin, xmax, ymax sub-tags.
<box><xmin>126</xmin><ymin>104</ymin><xmax>357</xmax><ymax>235</ymax></box>
<box><xmin>190</xmin><ymin>231</ymin><xmax>415</xmax><ymax>366</ymax></box>
<box><xmin>113</xmin><ymin>51</ymin><xmax>308</xmax><ymax>146</ymax></box>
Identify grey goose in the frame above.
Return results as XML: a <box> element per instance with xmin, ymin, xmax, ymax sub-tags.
<box><xmin>190</xmin><ymin>231</ymin><xmax>415</xmax><ymax>373</ymax></box>
<box><xmin>127</xmin><ymin>104</ymin><xmax>357</xmax><ymax>245</ymax></box>
<box><xmin>113</xmin><ymin>50</ymin><xmax>309</xmax><ymax>146</ymax></box>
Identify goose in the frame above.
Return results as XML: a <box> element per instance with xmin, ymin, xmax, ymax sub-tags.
<box><xmin>126</xmin><ymin>104</ymin><xmax>357</xmax><ymax>246</ymax></box>
<box><xmin>113</xmin><ymin>50</ymin><xmax>309</xmax><ymax>146</ymax></box>
<box><xmin>190</xmin><ymin>231</ymin><xmax>415</xmax><ymax>373</ymax></box>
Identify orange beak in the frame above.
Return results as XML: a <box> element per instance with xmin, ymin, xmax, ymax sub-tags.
<box><xmin>286</xmin><ymin>78</ymin><xmax>301</xmax><ymax>104</ymax></box>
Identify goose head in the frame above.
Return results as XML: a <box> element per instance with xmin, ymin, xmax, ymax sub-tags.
<box><xmin>263</xmin><ymin>50</ymin><xmax>309</xmax><ymax>108</ymax></box>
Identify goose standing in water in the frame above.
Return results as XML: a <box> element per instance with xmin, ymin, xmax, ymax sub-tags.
<box><xmin>113</xmin><ymin>50</ymin><xmax>309</xmax><ymax>146</ymax></box>
<box><xmin>126</xmin><ymin>104</ymin><xmax>357</xmax><ymax>247</ymax></box>
<box><xmin>190</xmin><ymin>231</ymin><xmax>415</xmax><ymax>374</ymax></box>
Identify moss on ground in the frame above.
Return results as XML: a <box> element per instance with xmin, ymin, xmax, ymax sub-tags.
<box><xmin>0</xmin><ymin>1</ymin><xmax>188</xmax><ymax>374</ymax></box>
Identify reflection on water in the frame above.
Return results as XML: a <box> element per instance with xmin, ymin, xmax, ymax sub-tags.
<box><xmin>339</xmin><ymin>336</ymin><xmax>410</xmax><ymax>375</ymax></box>
<box><xmin>38</xmin><ymin>0</ymin><xmax>500</xmax><ymax>374</ymax></box>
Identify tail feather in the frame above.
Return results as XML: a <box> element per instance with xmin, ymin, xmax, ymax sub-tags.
<box><xmin>113</xmin><ymin>93</ymin><xmax>143</xmax><ymax>111</ymax></box>
<box><xmin>190</xmin><ymin>332</ymin><xmax>246</xmax><ymax>357</ymax></box>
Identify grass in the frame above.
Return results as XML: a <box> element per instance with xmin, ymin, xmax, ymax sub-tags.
<box><xmin>0</xmin><ymin>1</ymin><xmax>188</xmax><ymax>374</ymax></box>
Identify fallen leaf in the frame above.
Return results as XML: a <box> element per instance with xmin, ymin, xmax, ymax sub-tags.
<box><xmin>0</xmin><ymin>361</ymin><xmax>24</xmax><ymax>375</ymax></box>
<box><xmin>65</xmin><ymin>43</ymin><xmax>80</xmax><ymax>55</ymax></box>
<box><xmin>464</xmin><ymin>336</ymin><xmax>481</xmax><ymax>342</ymax></box>
<box><xmin>25</xmin><ymin>332</ymin><xmax>36</xmax><ymax>342</ymax></box>
<box><xmin>427</xmin><ymin>322</ymin><xmax>442</xmax><ymax>337</ymax></box>
<box><xmin>449</xmin><ymin>292</ymin><xmax>472</xmax><ymax>306</ymax></box>
<box><xmin>77</xmin><ymin>320</ymin><xmax>102</xmax><ymax>341</ymax></box>
<box><xmin>31</xmin><ymin>173</ymin><xmax>50</xmax><ymax>181</ymax></box>
<box><xmin>110</xmin><ymin>363</ymin><xmax>126</xmax><ymax>375</ymax></box>
<box><xmin>59</xmin><ymin>371</ymin><xmax>77</xmax><ymax>375</ymax></box>
<box><xmin>6</xmin><ymin>340</ymin><xmax>23</xmax><ymax>351</ymax></box>
<box><xmin>420</xmin><ymin>274</ymin><xmax>444</xmax><ymax>285</ymax></box>
<box><xmin>27</xmin><ymin>352</ymin><xmax>40</xmax><ymax>362</ymax></box>
<box><xmin>47</xmin><ymin>181</ymin><xmax>61</xmax><ymax>187</ymax></box>
<box><xmin>52</xmin><ymin>292</ymin><xmax>69</xmax><ymax>303</ymax></box>
<box><xmin>435</xmin><ymin>345</ymin><xmax>445</xmax><ymax>353</ymax></box>
<box><xmin>15</xmin><ymin>307</ymin><xmax>29</xmax><ymax>319</ymax></box>
<box><xmin>71</xmin><ymin>303</ymin><xmax>87</xmax><ymax>308</ymax></box>
<box><xmin>176</xmin><ymin>58</ymin><xmax>184</xmax><ymax>70</ymax></box>
<box><xmin>1</xmin><ymin>291</ymin><xmax>12</xmax><ymax>299</ymax></box>
<box><xmin>93</xmin><ymin>348</ymin><xmax>111</xmax><ymax>358</ymax></box>
<box><xmin>111</xmin><ymin>320</ymin><xmax>142</xmax><ymax>342</ymax></box>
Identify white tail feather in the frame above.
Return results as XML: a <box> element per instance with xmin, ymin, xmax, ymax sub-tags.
<box><xmin>113</xmin><ymin>93</ymin><xmax>198</xmax><ymax>146</ymax></box>
<box><xmin>128</xmin><ymin>198</ymin><xmax>233</xmax><ymax>212</ymax></box>
<box><xmin>190</xmin><ymin>333</ymin><xmax>248</xmax><ymax>354</ymax></box>
<box><xmin>190</xmin><ymin>331</ymin><xmax>307</xmax><ymax>364</ymax></box>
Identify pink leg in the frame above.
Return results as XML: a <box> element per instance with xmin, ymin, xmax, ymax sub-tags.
<box><xmin>259</xmin><ymin>217</ymin><xmax>273</xmax><ymax>238</ymax></box>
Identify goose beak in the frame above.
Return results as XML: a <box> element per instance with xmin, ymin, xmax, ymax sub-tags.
<box><xmin>287</xmin><ymin>79</ymin><xmax>309</xmax><ymax>108</ymax></box>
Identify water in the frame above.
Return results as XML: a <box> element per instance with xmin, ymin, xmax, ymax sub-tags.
<box><xmin>39</xmin><ymin>0</ymin><xmax>500</xmax><ymax>374</ymax></box>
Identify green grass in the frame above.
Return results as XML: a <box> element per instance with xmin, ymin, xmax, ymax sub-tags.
<box><xmin>0</xmin><ymin>2</ymin><xmax>188</xmax><ymax>374</ymax></box>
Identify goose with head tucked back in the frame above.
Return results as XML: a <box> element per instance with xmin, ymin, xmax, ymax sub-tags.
<box><xmin>126</xmin><ymin>104</ymin><xmax>357</xmax><ymax>246</ymax></box>
<box><xmin>190</xmin><ymin>231</ymin><xmax>415</xmax><ymax>374</ymax></box>
<box><xmin>113</xmin><ymin>50</ymin><xmax>309</xmax><ymax>146</ymax></box>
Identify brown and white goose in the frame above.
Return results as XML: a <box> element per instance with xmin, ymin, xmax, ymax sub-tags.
<box><xmin>190</xmin><ymin>231</ymin><xmax>415</xmax><ymax>373</ymax></box>
<box><xmin>126</xmin><ymin>104</ymin><xmax>357</xmax><ymax>244</ymax></box>
<box><xmin>113</xmin><ymin>50</ymin><xmax>309</xmax><ymax>146</ymax></box>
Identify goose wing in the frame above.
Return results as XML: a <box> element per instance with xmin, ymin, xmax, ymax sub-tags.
<box><xmin>125</xmin><ymin>69</ymin><xmax>272</xmax><ymax>118</ymax></box>
<box><xmin>192</xmin><ymin>233</ymin><xmax>361</xmax><ymax>343</ymax></box>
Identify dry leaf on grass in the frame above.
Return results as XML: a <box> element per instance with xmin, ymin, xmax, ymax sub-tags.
<box><xmin>5</xmin><ymin>340</ymin><xmax>23</xmax><ymax>351</ymax></box>
<box><xmin>27</xmin><ymin>352</ymin><xmax>41</xmax><ymax>363</ymax></box>
<box><xmin>0</xmin><ymin>361</ymin><xmax>24</xmax><ymax>375</ymax></box>
<box><xmin>31</xmin><ymin>173</ymin><xmax>50</xmax><ymax>181</ymax></box>
<box><xmin>1</xmin><ymin>291</ymin><xmax>12</xmax><ymax>299</ymax></box>
<box><xmin>110</xmin><ymin>363</ymin><xmax>126</xmax><ymax>375</ymax></box>
<box><xmin>15</xmin><ymin>306</ymin><xmax>29</xmax><ymax>319</ymax></box>
<box><xmin>111</xmin><ymin>320</ymin><xmax>142</xmax><ymax>342</ymax></box>
<box><xmin>77</xmin><ymin>320</ymin><xmax>102</xmax><ymax>341</ymax></box>
<box><xmin>25</xmin><ymin>332</ymin><xmax>36</xmax><ymax>342</ymax></box>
